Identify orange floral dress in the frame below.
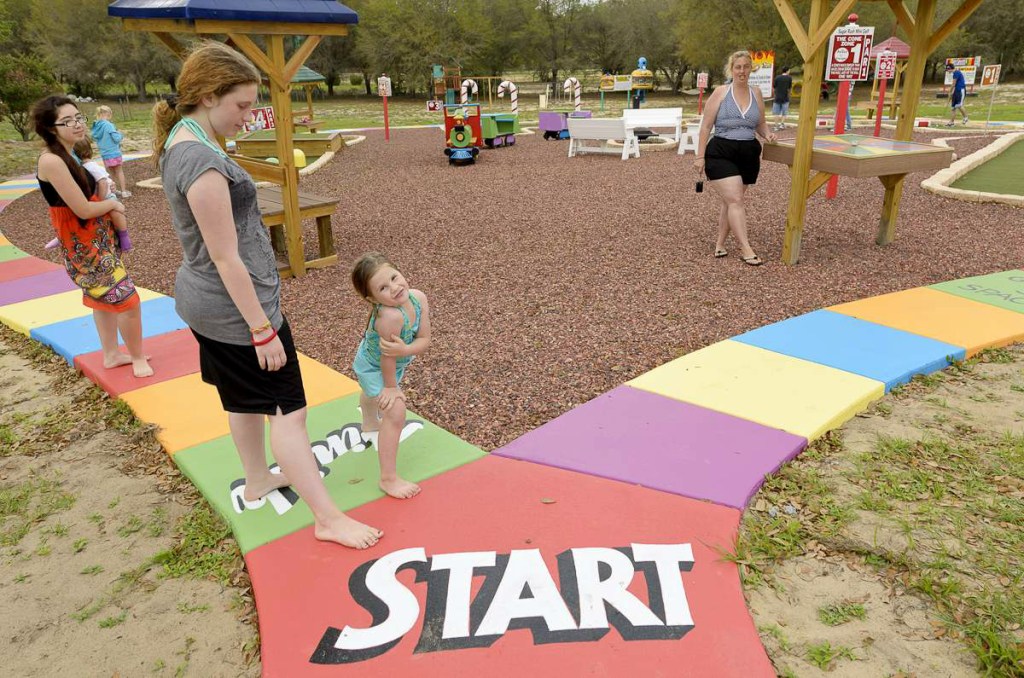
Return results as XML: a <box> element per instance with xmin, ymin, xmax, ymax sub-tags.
<box><xmin>38</xmin><ymin>173</ymin><xmax>138</xmax><ymax>312</ymax></box>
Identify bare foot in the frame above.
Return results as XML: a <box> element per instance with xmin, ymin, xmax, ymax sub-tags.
<box><xmin>314</xmin><ymin>514</ymin><xmax>383</xmax><ymax>549</ymax></box>
<box><xmin>102</xmin><ymin>353</ymin><xmax>133</xmax><ymax>368</ymax></box>
<box><xmin>243</xmin><ymin>471</ymin><xmax>292</xmax><ymax>503</ymax></box>
<box><xmin>379</xmin><ymin>477</ymin><xmax>421</xmax><ymax>499</ymax></box>
<box><xmin>132</xmin><ymin>358</ymin><xmax>154</xmax><ymax>378</ymax></box>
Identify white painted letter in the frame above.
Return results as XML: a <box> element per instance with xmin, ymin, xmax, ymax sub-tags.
<box><xmin>430</xmin><ymin>551</ymin><xmax>496</xmax><ymax>639</ymax></box>
<box><xmin>631</xmin><ymin>543</ymin><xmax>694</xmax><ymax>626</ymax></box>
<box><xmin>335</xmin><ymin>548</ymin><xmax>427</xmax><ymax>650</ymax></box>
<box><xmin>571</xmin><ymin>547</ymin><xmax>663</xmax><ymax>629</ymax></box>
<box><xmin>476</xmin><ymin>549</ymin><xmax>577</xmax><ymax>636</ymax></box>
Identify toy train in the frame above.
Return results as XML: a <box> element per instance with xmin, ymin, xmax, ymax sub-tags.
<box><xmin>480</xmin><ymin>112</ymin><xmax>519</xmax><ymax>147</ymax></box>
<box><xmin>443</xmin><ymin>104</ymin><xmax>482</xmax><ymax>165</ymax></box>
<box><xmin>538</xmin><ymin>110</ymin><xmax>592</xmax><ymax>140</ymax></box>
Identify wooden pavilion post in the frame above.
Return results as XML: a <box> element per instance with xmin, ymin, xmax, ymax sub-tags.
<box><xmin>779</xmin><ymin>0</ymin><xmax>830</xmax><ymax>264</ymax></box>
<box><xmin>265</xmin><ymin>36</ymin><xmax>304</xmax><ymax>275</ymax></box>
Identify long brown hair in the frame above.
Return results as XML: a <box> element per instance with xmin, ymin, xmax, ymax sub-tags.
<box><xmin>351</xmin><ymin>252</ymin><xmax>401</xmax><ymax>332</ymax></box>
<box><xmin>31</xmin><ymin>95</ymin><xmax>92</xmax><ymax>196</ymax></box>
<box><xmin>152</xmin><ymin>40</ymin><xmax>261</xmax><ymax>162</ymax></box>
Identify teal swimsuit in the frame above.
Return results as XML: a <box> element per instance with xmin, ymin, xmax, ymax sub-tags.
<box><xmin>352</xmin><ymin>294</ymin><xmax>421</xmax><ymax>397</ymax></box>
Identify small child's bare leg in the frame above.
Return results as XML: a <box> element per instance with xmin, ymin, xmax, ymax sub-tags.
<box><xmin>376</xmin><ymin>398</ymin><xmax>420</xmax><ymax>499</ymax></box>
<box><xmin>359</xmin><ymin>391</ymin><xmax>380</xmax><ymax>432</ymax></box>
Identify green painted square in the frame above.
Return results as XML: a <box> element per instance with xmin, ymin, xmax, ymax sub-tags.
<box><xmin>172</xmin><ymin>392</ymin><xmax>486</xmax><ymax>553</ymax></box>
<box><xmin>0</xmin><ymin>245</ymin><xmax>28</xmax><ymax>263</ymax></box>
<box><xmin>930</xmin><ymin>270</ymin><xmax>1024</xmax><ymax>315</ymax></box>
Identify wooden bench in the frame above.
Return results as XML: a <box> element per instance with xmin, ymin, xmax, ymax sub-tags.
<box><xmin>622</xmin><ymin>107</ymin><xmax>683</xmax><ymax>142</ymax></box>
<box><xmin>567</xmin><ymin>118</ymin><xmax>639</xmax><ymax>160</ymax></box>
<box><xmin>257</xmin><ymin>186</ymin><xmax>339</xmax><ymax>275</ymax></box>
<box><xmin>292</xmin><ymin>118</ymin><xmax>325</xmax><ymax>133</ymax></box>
<box><xmin>854</xmin><ymin>100</ymin><xmax>902</xmax><ymax>120</ymax></box>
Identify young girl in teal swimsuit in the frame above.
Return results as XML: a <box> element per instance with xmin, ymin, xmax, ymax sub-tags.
<box><xmin>351</xmin><ymin>253</ymin><xmax>432</xmax><ymax>499</ymax></box>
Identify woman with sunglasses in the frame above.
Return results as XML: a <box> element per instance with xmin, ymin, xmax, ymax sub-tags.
<box><xmin>31</xmin><ymin>95</ymin><xmax>153</xmax><ymax>377</ymax></box>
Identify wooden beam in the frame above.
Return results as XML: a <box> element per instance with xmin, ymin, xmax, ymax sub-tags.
<box><xmin>807</xmin><ymin>171</ymin><xmax>834</xmax><ymax>197</ymax></box>
<box><xmin>234</xmin><ymin>155</ymin><xmax>287</xmax><ymax>184</ymax></box>
<box><xmin>151</xmin><ymin>32</ymin><xmax>188</xmax><ymax>59</ymax></box>
<box><xmin>227</xmin><ymin>33</ymin><xmax>286</xmax><ymax>90</ymax></box>
<box><xmin>928</xmin><ymin>0</ymin><xmax>984</xmax><ymax>54</ymax></box>
<box><xmin>808</xmin><ymin>0</ymin><xmax>859</xmax><ymax>54</ymax></box>
<box><xmin>885</xmin><ymin>0</ymin><xmax>915</xmax><ymax>35</ymax></box>
<box><xmin>773</xmin><ymin>0</ymin><xmax>811</xmax><ymax>61</ymax></box>
<box><xmin>780</xmin><ymin>0</ymin><xmax>829</xmax><ymax>265</ymax></box>
<box><xmin>195</xmin><ymin>20</ymin><xmax>349</xmax><ymax>37</ymax></box>
<box><xmin>266</xmin><ymin>34</ymin><xmax>306</xmax><ymax>277</ymax></box>
<box><xmin>283</xmin><ymin>36</ymin><xmax>322</xmax><ymax>85</ymax></box>
<box><xmin>122</xmin><ymin>17</ymin><xmax>196</xmax><ymax>34</ymax></box>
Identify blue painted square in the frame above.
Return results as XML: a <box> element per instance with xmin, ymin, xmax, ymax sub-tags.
<box><xmin>30</xmin><ymin>296</ymin><xmax>187</xmax><ymax>364</ymax></box>
<box><xmin>732</xmin><ymin>309</ymin><xmax>966</xmax><ymax>391</ymax></box>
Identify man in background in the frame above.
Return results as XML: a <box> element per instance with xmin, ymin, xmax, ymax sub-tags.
<box><xmin>946</xmin><ymin>62</ymin><xmax>969</xmax><ymax>127</ymax></box>
<box><xmin>772</xmin><ymin>66</ymin><xmax>792</xmax><ymax>130</ymax></box>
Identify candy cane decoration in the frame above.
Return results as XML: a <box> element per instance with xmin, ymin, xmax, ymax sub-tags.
<box><xmin>497</xmin><ymin>80</ymin><xmax>518</xmax><ymax>113</ymax></box>
<box><xmin>563</xmin><ymin>77</ymin><xmax>581</xmax><ymax>111</ymax></box>
<box><xmin>460</xmin><ymin>79</ymin><xmax>478</xmax><ymax>104</ymax></box>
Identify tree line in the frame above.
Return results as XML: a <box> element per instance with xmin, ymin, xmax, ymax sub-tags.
<box><xmin>1</xmin><ymin>0</ymin><xmax>1022</xmax><ymax>137</ymax></box>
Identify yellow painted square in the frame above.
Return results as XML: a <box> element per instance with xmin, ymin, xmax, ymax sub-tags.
<box><xmin>120</xmin><ymin>354</ymin><xmax>359</xmax><ymax>454</ymax></box>
<box><xmin>0</xmin><ymin>288</ymin><xmax>163</xmax><ymax>335</ymax></box>
<box><xmin>0</xmin><ymin>234</ymin><xmax>9</xmax><ymax>247</ymax></box>
<box><xmin>0</xmin><ymin>189</ymin><xmax>32</xmax><ymax>200</ymax></box>
<box><xmin>830</xmin><ymin>287</ymin><xmax>1024</xmax><ymax>357</ymax></box>
<box><xmin>628</xmin><ymin>340</ymin><xmax>884</xmax><ymax>440</ymax></box>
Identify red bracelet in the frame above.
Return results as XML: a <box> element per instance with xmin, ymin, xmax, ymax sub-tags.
<box><xmin>251</xmin><ymin>327</ymin><xmax>278</xmax><ymax>347</ymax></box>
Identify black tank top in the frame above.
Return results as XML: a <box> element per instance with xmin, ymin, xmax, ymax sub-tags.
<box><xmin>37</xmin><ymin>158</ymin><xmax>95</xmax><ymax>208</ymax></box>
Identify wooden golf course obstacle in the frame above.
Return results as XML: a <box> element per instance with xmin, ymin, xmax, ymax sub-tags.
<box><xmin>771</xmin><ymin>0</ymin><xmax>986</xmax><ymax>264</ymax></box>
<box><xmin>108</xmin><ymin>0</ymin><xmax>358</xmax><ymax>277</ymax></box>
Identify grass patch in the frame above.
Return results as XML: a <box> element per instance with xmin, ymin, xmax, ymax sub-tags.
<box><xmin>818</xmin><ymin>601</ymin><xmax>867</xmax><ymax>626</ymax></box>
<box><xmin>157</xmin><ymin>503</ymin><xmax>240</xmax><ymax>585</ymax></box>
<box><xmin>177</xmin><ymin>601</ymin><xmax>210</xmax><ymax>614</ymax></box>
<box><xmin>80</xmin><ymin>564</ymin><xmax>104</xmax><ymax>576</ymax></box>
<box><xmin>0</xmin><ymin>476</ymin><xmax>76</xmax><ymax>547</ymax></box>
<box><xmin>805</xmin><ymin>641</ymin><xmax>857</xmax><ymax>670</ymax></box>
<box><xmin>98</xmin><ymin>611</ymin><xmax>128</xmax><ymax>628</ymax></box>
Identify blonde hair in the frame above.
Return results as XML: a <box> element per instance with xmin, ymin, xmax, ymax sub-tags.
<box><xmin>724</xmin><ymin>50</ymin><xmax>753</xmax><ymax>80</ymax></box>
<box><xmin>95</xmin><ymin>105</ymin><xmax>112</xmax><ymax>118</ymax></box>
<box><xmin>152</xmin><ymin>41</ymin><xmax>261</xmax><ymax>162</ymax></box>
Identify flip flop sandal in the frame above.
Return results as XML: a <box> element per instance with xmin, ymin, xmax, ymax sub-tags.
<box><xmin>714</xmin><ymin>249</ymin><xmax>728</xmax><ymax>258</ymax></box>
<box><xmin>740</xmin><ymin>255</ymin><xmax>763</xmax><ymax>266</ymax></box>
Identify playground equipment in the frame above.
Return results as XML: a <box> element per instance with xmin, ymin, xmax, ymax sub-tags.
<box><xmin>630</xmin><ymin>57</ymin><xmax>655</xmax><ymax>107</ymax></box>
<box><xmin>443</xmin><ymin>104</ymin><xmax>482</xmax><ymax>165</ymax></box>
<box><xmin>497</xmin><ymin>80</ymin><xmax>518</xmax><ymax>113</ymax></box>
<box><xmin>563</xmin><ymin>77</ymin><xmax>582</xmax><ymax>111</ymax></box>
<box><xmin>480</xmin><ymin>113</ymin><xmax>519</xmax><ymax>148</ymax></box>
<box><xmin>460</xmin><ymin>79</ymin><xmax>479</xmax><ymax>104</ymax></box>
<box><xmin>538</xmin><ymin>110</ymin><xmax>592</xmax><ymax>140</ymax></box>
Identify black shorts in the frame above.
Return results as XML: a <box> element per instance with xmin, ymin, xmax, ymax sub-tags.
<box><xmin>192</xmin><ymin>318</ymin><xmax>307</xmax><ymax>415</ymax></box>
<box><xmin>705</xmin><ymin>137</ymin><xmax>762</xmax><ymax>185</ymax></box>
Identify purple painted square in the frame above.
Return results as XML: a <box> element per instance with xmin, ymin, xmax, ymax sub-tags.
<box><xmin>0</xmin><ymin>269</ymin><xmax>76</xmax><ymax>306</ymax></box>
<box><xmin>493</xmin><ymin>385</ymin><xmax>807</xmax><ymax>509</ymax></box>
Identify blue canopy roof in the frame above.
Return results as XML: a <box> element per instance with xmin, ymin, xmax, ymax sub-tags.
<box><xmin>108</xmin><ymin>0</ymin><xmax>358</xmax><ymax>25</ymax></box>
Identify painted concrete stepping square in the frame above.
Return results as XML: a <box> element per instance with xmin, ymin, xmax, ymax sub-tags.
<box><xmin>0</xmin><ymin>233</ymin><xmax>9</xmax><ymax>246</ymax></box>
<box><xmin>0</xmin><ymin>269</ymin><xmax>77</xmax><ymax>306</ymax></box>
<box><xmin>120</xmin><ymin>355</ymin><xmax>360</xmax><ymax>453</ymax></box>
<box><xmin>174</xmin><ymin>392</ymin><xmax>486</xmax><ymax>554</ymax></box>
<box><xmin>74</xmin><ymin>328</ymin><xmax>200</xmax><ymax>397</ymax></box>
<box><xmin>930</xmin><ymin>269</ymin><xmax>1024</xmax><ymax>315</ymax></box>
<box><xmin>628</xmin><ymin>340</ymin><xmax>884</xmax><ymax>440</ymax></box>
<box><xmin>29</xmin><ymin>296</ymin><xmax>188</xmax><ymax>364</ymax></box>
<box><xmin>245</xmin><ymin>455</ymin><xmax>772</xmax><ymax>677</ymax></box>
<box><xmin>0</xmin><ymin>287</ymin><xmax>161</xmax><ymax>335</ymax></box>
<box><xmin>0</xmin><ymin>257</ymin><xmax>61</xmax><ymax>283</ymax></box>
<box><xmin>830</xmin><ymin>287</ymin><xmax>1024</xmax><ymax>357</ymax></box>
<box><xmin>732</xmin><ymin>309</ymin><xmax>965</xmax><ymax>391</ymax></box>
<box><xmin>0</xmin><ymin>245</ymin><xmax>28</xmax><ymax>262</ymax></box>
<box><xmin>494</xmin><ymin>385</ymin><xmax>805</xmax><ymax>509</ymax></box>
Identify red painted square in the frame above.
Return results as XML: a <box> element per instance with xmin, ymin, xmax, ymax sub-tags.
<box><xmin>246</xmin><ymin>456</ymin><xmax>773</xmax><ymax>677</ymax></box>
<box><xmin>0</xmin><ymin>257</ymin><xmax>61</xmax><ymax>284</ymax></box>
<box><xmin>73</xmin><ymin>328</ymin><xmax>199</xmax><ymax>397</ymax></box>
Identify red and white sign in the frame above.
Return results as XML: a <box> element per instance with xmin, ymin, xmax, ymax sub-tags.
<box><xmin>696</xmin><ymin>72</ymin><xmax>708</xmax><ymax>90</ymax></box>
<box><xmin>981</xmin><ymin>64</ymin><xmax>1001</xmax><ymax>87</ymax></box>
<box><xmin>944</xmin><ymin>57</ymin><xmax>981</xmax><ymax>86</ymax></box>
<box><xmin>826</xmin><ymin>24</ymin><xmax>874</xmax><ymax>81</ymax></box>
<box><xmin>875</xmin><ymin>50</ymin><xmax>897</xmax><ymax>80</ymax></box>
<box><xmin>251</xmin><ymin>106</ymin><xmax>276</xmax><ymax>130</ymax></box>
<box><xmin>426</xmin><ymin>100</ymin><xmax>442</xmax><ymax>112</ymax></box>
<box><xmin>377</xmin><ymin>75</ymin><xmax>392</xmax><ymax>97</ymax></box>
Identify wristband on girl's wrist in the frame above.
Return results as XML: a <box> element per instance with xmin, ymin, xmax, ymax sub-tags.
<box><xmin>251</xmin><ymin>327</ymin><xmax>278</xmax><ymax>347</ymax></box>
<box><xmin>249</xmin><ymin>320</ymin><xmax>272</xmax><ymax>335</ymax></box>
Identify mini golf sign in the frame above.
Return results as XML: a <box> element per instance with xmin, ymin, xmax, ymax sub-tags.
<box><xmin>981</xmin><ymin>64</ymin><xmax>1001</xmax><ymax>87</ymax></box>
<box><xmin>826</xmin><ymin>24</ymin><xmax>874</xmax><ymax>81</ymax></box>
<box><xmin>945</xmin><ymin>57</ymin><xmax>981</xmax><ymax>87</ymax></box>
<box><xmin>251</xmin><ymin>106</ymin><xmax>276</xmax><ymax>130</ymax></box>
<box><xmin>875</xmin><ymin>50</ymin><xmax>897</xmax><ymax>80</ymax></box>
<box><xmin>749</xmin><ymin>50</ymin><xmax>775</xmax><ymax>99</ymax></box>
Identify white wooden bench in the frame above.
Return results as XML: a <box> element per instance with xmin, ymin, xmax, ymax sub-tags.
<box><xmin>677</xmin><ymin>121</ymin><xmax>701</xmax><ymax>156</ymax></box>
<box><xmin>567</xmin><ymin>118</ymin><xmax>639</xmax><ymax>160</ymax></box>
<box><xmin>622</xmin><ymin>107</ymin><xmax>683</xmax><ymax>142</ymax></box>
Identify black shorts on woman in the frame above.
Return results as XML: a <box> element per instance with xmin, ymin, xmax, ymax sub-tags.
<box><xmin>705</xmin><ymin>136</ymin><xmax>762</xmax><ymax>185</ymax></box>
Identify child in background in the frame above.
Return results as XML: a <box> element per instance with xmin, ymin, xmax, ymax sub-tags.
<box><xmin>91</xmin><ymin>105</ymin><xmax>129</xmax><ymax>197</ymax></box>
<box><xmin>351</xmin><ymin>253</ymin><xmax>432</xmax><ymax>500</ymax></box>
<box><xmin>45</xmin><ymin>138</ymin><xmax>132</xmax><ymax>252</ymax></box>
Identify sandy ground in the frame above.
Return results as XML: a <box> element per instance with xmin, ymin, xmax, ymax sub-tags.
<box><xmin>747</xmin><ymin>346</ymin><xmax>1024</xmax><ymax>676</ymax></box>
<box><xmin>0</xmin><ymin>332</ymin><xmax>258</xmax><ymax>677</ymax></box>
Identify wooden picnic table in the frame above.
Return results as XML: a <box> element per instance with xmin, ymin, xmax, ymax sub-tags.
<box><xmin>257</xmin><ymin>185</ymin><xmax>338</xmax><ymax>276</ymax></box>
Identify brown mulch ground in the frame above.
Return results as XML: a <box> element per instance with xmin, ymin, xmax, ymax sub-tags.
<box><xmin>2</xmin><ymin>129</ymin><xmax>1020</xmax><ymax>451</ymax></box>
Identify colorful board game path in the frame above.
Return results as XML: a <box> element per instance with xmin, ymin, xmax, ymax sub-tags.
<box><xmin>3</xmin><ymin>171</ymin><xmax>1024</xmax><ymax>675</ymax></box>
